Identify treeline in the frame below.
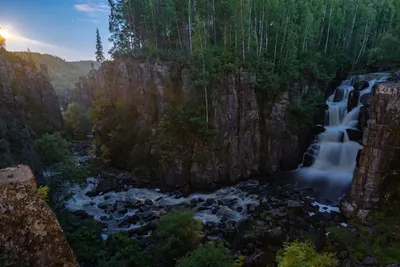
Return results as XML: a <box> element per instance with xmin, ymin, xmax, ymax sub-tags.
<box><xmin>108</xmin><ymin>0</ymin><xmax>400</xmax><ymax>77</ymax></box>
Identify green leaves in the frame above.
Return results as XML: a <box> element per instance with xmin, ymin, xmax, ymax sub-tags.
<box><xmin>34</xmin><ymin>132</ymin><xmax>72</xmax><ymax>166</ymax></box>
<box><xmin>176</xmin><ymin>243</ymin><xmax>233</xmax><ymax>267</ymax></box>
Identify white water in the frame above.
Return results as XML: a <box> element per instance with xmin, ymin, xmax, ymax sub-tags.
<box><xmin>301</xmin><ymin>73</ymin><xmax>390</xmax><ymax>185</ymax></box>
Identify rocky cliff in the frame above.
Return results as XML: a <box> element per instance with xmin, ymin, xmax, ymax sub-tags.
<box><xmin>70</xmin><ymin>59</ymin><xmax>309</xmax><ymax>190</ymax></box>
<box><xmin>343</xmin><ymin>82</ymin><xmax>400</xmax><ymax>219</ymax></box>
<box><xmin>0</xmin><ymin>165</ymin><xmax>78</xmax><ymax>266</ymax></box>
<box><xmin>0</xmin><ymin>49</ymin><xmax>63</xmax><ymax>169</ymax></box>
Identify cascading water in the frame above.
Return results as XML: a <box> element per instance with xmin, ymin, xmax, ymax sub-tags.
<box><xmin>299</xmin><ymin>73</ymin><xmax>391</xmax><ymax>201</ymax></box>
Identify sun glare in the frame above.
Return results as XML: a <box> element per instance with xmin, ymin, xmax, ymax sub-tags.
<box><xmin>0</xmin><ymin>28</ymin><xmax>10</xmax><ymax>39</ymax></box>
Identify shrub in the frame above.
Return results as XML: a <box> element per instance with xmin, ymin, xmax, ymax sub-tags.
<box><xmin>153</xmin><ymin>209</ymin><xmax>202</xmax><ymax>265</ymax></box>
<box><xmin>37</xmin><ymin>185</ymin><xmax>49</xmax><ymax>201</ymax></box>
<box><xmin>63</xmin><ymin>102</ymin><xmax>91</xmax><ymax>138</ymax></box>
<box><xmin>175</xmin><ymin>243</ymin><xmax>232</xmax><ymax>267</ymax></box>
<box><xmin>34</xmin><ymin>132</ymin><xmax>72</xmax><ymax>166</ymax></box>
<box><xmin>276</xmin><ymin>241</ymin><xmax>338</xmax><ymax>267</ymax></box>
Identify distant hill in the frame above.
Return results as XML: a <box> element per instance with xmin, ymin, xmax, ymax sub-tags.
<box><xmin>14</xmin><ymin>52</ymin><xmax>100</xmax><ymax>97</ymax></box>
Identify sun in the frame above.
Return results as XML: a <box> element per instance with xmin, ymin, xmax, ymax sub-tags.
<box><xmin>0</xmin><ymin>28</ymin><xmax>10</xmax><ymax>39</ymax></box>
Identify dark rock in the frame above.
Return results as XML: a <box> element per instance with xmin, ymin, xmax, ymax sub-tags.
<box><xmin>303</xmin><ymin>153</ymin><xmax>315</xmax><ymax>167</ymax></box>
<box><xmin>358</xmin><ymin>106</ymin><xmax>369</xmax><ymax>130</ymax></box>
<box><xmin>140</xmin><ymin>211</ymin><xmax>156</xmax><ymax>221</ymax></box>
<box><xmin>346</xmin><ymin>129</ymin><xmax>363</xmax><ymax>142</ymax></box>
<box><xmin>354</xmin><ymin>80</ymin><xmax>369</xmax><ymax>91</ymax></box>
<box><xmin>247</xmin><ymin>204</ymin><xmax>257</xmax><ymax>213</ymax></box>
<box><xmin>118</xmin><ymin>214</ymin><xmax>140</xmax><ymax>227</ymax></box>
<box><xmin>363</xmin><ymin>257</ymin><xmax>378</xmax><ymax>266</ymax></box>
<box><xmin>206</xmin><ymin>198</ymin><xmax>216</xmax><ymax>205</ymax></box>
<box><xmin>287</xmin><ymin>200</ymin><xmax>302</xmax><ymax>208</ymax></box>
<box><xmin>72</xmin><ymin>210</ymin><xmax>91</xmax><ymax>220</ymax></box>
<box><xmin>347</xmin><ymin>90</ymin><xmax>360</xmax><ymax>112</ymax></box>
<box><xmin>144</xmin><ymin>199</ymin><xmax>153</xmax><ymax>206</ymax></box>
<box><xmin>334</xmin><ymin>87</ymin><xmax>345</xmax><ymax>102</ymax></box>
<box><xmin>190</xmin><ymin>198</ymin><xmax>198</xmax><ymax>205</ymax></box>
<box><xmin>360</xmin><ymin>92</ymin><xmax>372</xmax><ymax>107</ymax></box>
<box><xmin>315</xmin><ymin>124</ymin><xmax>326</xmax><ymax>135</ymax></box>
<box><xmin>236</xmin><ymin>206</ymin><xmax>243</xmax><ymax>213</ymax></box>
<box><xmin>338</xmin><ymin>250</ymin><xmax>349</xmax><ymax>260</ymax></box>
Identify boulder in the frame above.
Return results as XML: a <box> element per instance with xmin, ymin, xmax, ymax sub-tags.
<box><xmin>314</xmin><ymin>125</ymin><xmax>326</xmax><ymax>135</ymax></box>
<box><xmin>303</xmin><ymin>153</ymin><xmax>315</xmax><ymax>167</ymax></box>
<box><xmin>287</xmin><ymin>200</ymin><xmax>302</xmax><ymax>209</ymax></box>
<box><xmin>354</xmin><ymin>81</ymin><xmax>370</xmax><ymax>91</ymax></box>
<box><xmin>333</xmin><ymin>87</ymin><xmax>345</xmax><ymax>102</ymax></box>
<box><xmin>0</xmin><ymin>165</ymin><xmax>78</xmax><ymax>267</ymax></box>
<box><xmin>358</xmin><ymin>106</ymin><xmax>370</xmax><ymax>131</ymax></box>
<box><xmin>347</xmin><ymin>90</ymin><xmax>360</xmax><ymax>112</ymax></box>
<box><xmin>346</xmin><ymin>129</ymin><xmax>363</xmax><ymax>142</ymax></box>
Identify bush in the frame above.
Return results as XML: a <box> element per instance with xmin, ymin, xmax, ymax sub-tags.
<box><xmin>153</xmin><ymin>209</ymin><xmax>202</xmax><ymax>265</ymax></box>
<box><xmin>37</xmin><ymin>185</ymin><xmax>49</xmax><ymax>201</ymax></box>
<box><xmin>34</xmin><ymin>132</ymin><xmax>72</xmax><ymax>166</ymax></box>
<box><xmin>277</xmin><ymin>241</ymin><xmax>338</xmax><ymax>267</ymax></box>
<box><xmin>175</xmin><ymin>243</ymin><xmax>232</xmax><ymax>267</ymax></box>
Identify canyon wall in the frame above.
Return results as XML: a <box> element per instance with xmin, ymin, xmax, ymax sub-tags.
<box><xmin>71</xmin><ymin>59</ymin><xmax>307</xmax><ymax>190</ymax></box>
<box><xmin>0</xmin><ymin>50</ymin><xmax>63</xmax><ymax>169</ymax></box>
<box><xmin>343</xmin><ymin>82</ymin><xmax>400</xmax><ymax>219</ymax></box>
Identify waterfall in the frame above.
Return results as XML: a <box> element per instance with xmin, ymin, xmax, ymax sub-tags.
<box><xmin>301</xmin><ymin>73</ymin><xmax>390</xmax><ymax>187</ymax></box>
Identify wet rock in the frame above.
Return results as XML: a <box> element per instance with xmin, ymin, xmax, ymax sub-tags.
<box><xmin>119</xmin><ymin>214</ymin><xmax>140</xmax><ymax>227</ymax></box>
<box><xmin>270</xmin><ymin>208</ymin><xmax>286</xmax><ymax>217</ymax></box>
<box><xmin>287</xmin><ymin>200</ymin><xmax>302</xmax><ymax>208</ymax></box>
<box><xmin>363</xmin><ymin>257</ymin><xmax>378</xmax><ymax>266</ymax></box>
<box><xmin>72</xmin><ymin>210</ymin><xmax>91</xmax><ymax>220</ymax></box>
<box><xmin>303</xmin><ymin>153</ymin><xmax>315</xmax><ymax>167</ymax></box>
<box><xmin>144</xmin><ymin>199</ymin><xmax>153</xmax><ymax>206</ymax></box>
<box><xmin>98</xmin><ymin>203</ymin><xmax>110</xmax><ymax>210</ymax></box>
<box><xmin>347</xmin><ymin>91</ymin><xmax>360</xmax><ymax>112</ymax></box>
<box><xmin>358</xmin><ymin>106</ymin><xmax>369</xmax><ymax>130</ymax></box>
<box><xmin>354</xmin><ymin>81</ymin><xmax>369</xmax><ymax>91</ymax></box>
<box><xmin>346</xmin><ymin>129</ymin><xmax>363</xmax><ymax>142</ymax></box>
<box><xmin>206</xmin><ymin>198</ymin><xmax>216</xmax><ymax>205</ymax></box>
<box><xmin>198</xmin><ymin>198</ymin><xmax>205</xmax><ymax>203</ymax></box>
<box><xmin>236</xmin><ymin>206</ymin><xmax>243</xmax><ymax>213</ymax></box>
<box><xmin>140</xmin><ymin>211</ymin><xmax>156</xmax><ymax>221</ymax></box>
<box><xmin>119</xmin><ymin>208</ymin><xmax>128</xmax><ymax>215</ymax></box>
<box><xmin>211</xmin><ymin>206</ymin><xmax>220</xmax><ymax>214</ymax></box>
<box><xmin>190</xmin><ymin>198</ymin><xmax>198</xmax><ymax>205</ymax></box>
<box><xmin>334</xmin><ymin>87</ymin><xmax>345</xmax><ymax>102</ymax></box>
<box><xmin>247</xmin><ymin>204</ymin><xmax>257</xmax><ymax>213</ymax></box>
<box><xmin>360</xmin><ymin>92</ymin><xmax>372</xmax><ymax>107</ymax></box>
<box><xmin>314</xmin><ymin>124</ymin><xmax>326</xmax><ymax>135</ymax></box>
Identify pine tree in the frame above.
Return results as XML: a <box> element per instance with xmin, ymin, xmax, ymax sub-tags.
<box><xmin>95</xmin><ymin>28</ymin><xmax>105</xmax><ymax>63</ymax></box>
<box><xmin>0</xmin><ymin>26</ymin><xmax>6</xmax><ymax>49</ymax></box>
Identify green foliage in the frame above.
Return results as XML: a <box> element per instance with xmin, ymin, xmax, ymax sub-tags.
<box><xmin>51</xmin><ymin>159</ymin><xmax>90</xmax><ymax>183</ymax></box>
<box><xmin>63</xmin><ymin>102</ymin><xmax>91</xmax><ymax>138</ymax></box>
<box><xmin>96</xmin><ymin>28</ymin><xmax>105</xmax><ymax>63</ymax></box>
<box><xmin>153</xmin><ymin>209</ymin><xmax>202</xmax><ymax>265</ymax></box>
<box><xmin>14</xmin><ymin>51</ymin><xmax>99</xmax><ymax>97</ymax></box>
<box><xmin>175</xmin><ymin>243</ymin><xmax>233</xmax><ymax>267</ymax></box>
<box><xmin>277</xmin><ymin>241</ymin><xmax>338</xmax><ymax>267</ymax></box>
<box><xmin>34</xmin><ymin>132</ymin><xmax>72</xmax><ymax>166</ymax></box>
<box><xmin>327</xmin><ymin>227</ymin><xmax>368</xmax><ymax>261</ymax></box>
<box><xmin>38</xmin><ymin>185</ymin><xmax>49</xmax><ymax>201</ymax></box>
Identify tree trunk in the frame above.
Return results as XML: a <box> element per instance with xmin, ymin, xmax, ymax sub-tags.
<box><xmin>324</xmin><ymin>2</ymin><xmax>333</xmax><ymax>54</ymax></box>
<box><xmin>188</xmin><ymin>0</ymin><xmax>192</xmax><ymax>53</ymax></box>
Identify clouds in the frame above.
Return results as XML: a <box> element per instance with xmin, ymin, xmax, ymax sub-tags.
<box><xmin>74</xmin><ymin>3</ymin><xmax>109</xmax><ymax>17</ymax></box>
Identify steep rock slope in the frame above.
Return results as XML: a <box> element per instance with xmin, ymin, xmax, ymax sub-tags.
<box><xmin>71</xmin><ymin>59</ymin><xmax>307</xmax><ymax>190</ymax></box>
<box><xmin>0</xmin><ymin>49</ymin><xmax>63</xmax><ymax>168</ymax></box>
<box><xmin>343</xmin><ymin>82</ymin><xmax>400</xmax><ymax>218</ymax></box>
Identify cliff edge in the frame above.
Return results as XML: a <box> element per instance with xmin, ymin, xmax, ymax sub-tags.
<box><xmin>0</xmin><ymin>165</ymin><xmax>77</xmax><ymax>267</ymax></box>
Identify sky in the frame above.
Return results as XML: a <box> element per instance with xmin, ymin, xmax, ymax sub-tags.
<box><xmin>0</xmin><ymin>0</ymin><xmax>111</xmax><ymax>61</ymax></box>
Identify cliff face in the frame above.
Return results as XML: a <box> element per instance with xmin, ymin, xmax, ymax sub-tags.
<box><xmin>71</xmin><ymin>59</ymin><xmax>304</xmax><ymax>189</ymax></box>
<box><xmin>0</xmin><ymin>165</ymin><xmax>78</xmax><ymax>266</ymax></box>
<box><xmin>0</xmin><ymin>50</ymin><xmax>63</xmax><ymax>168</ymax></box>
<box><xmin>343</xmin><ymin>82</ymin><xmax>400</xmax><ymax>219</ymax></box>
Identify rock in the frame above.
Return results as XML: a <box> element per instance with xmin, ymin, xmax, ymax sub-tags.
<box><xmin>119</xmin><ymin>214</ymin><xmax>140</xmax><ymax>227</ymax></box>
<box><xmin>144</xmin><ymin>199</ymin><xmax>153</xmax><ymax>206</ymax></box>
<box><xmin>363</xmin><ymin>257</ymin><xmax>378</xmax><ymax>266</ymax></box>
<box><xmin>72</xmin><ymin>210</ymin><xmax>92</xmax><ymax>220</ymax></box>
<box><xmin>0</xmin><ymin>165</ymin><xmax>78</xmax><ymax>267</ymax></box>
<box><xmin>315</xmin><ymin>124</ymin><xmax>326</xmax><ymax>135</ymax></box>
<box><xmin>334</xmin><ymin>87</ymin><xmax>345</xmax><ymax>102</ymax></box>
<box><xmin>345</xmin><ymin>83</ymin><xmax>400</xmax><ymax>216</ymax></box>
<box><xmin>190</xmin><ymin>198</ymin><xmax>198</xmax><ymax>205</ymax></box>
<box><xmin>140</xmin><ymin>211</ymin><xmax>156</xmax><ymax>221</ymax></box>
<box><xmin>354</xmin><ymin>80</ymin><xmax>370</xmax><ymax>91</ymax></box>
<box><xmin>236</xmin><ymin>206</ymin><xmax>243</xmax><ymax>213</ymax></box>
<box><xmin>206</xmin><ymin>198</ymin><xmax>216</xmax><ymax>205</ymax></box>
<box><xmin>338</xmin><ymin>250</ymin><xmax>349</xmax><ymax>260</ymax></box>
<box><xmin>303</xmin><ymin>152</ymin><xmax>315</xmax><ymax>167</ymax></box>
<box><xmin>287</xmin><ymin>200</ymin><xmax>302</xmax><ymax>208</ymax></box>
<box><xmin>346</xmin><ymin>129</ymin><xmax>363</xmax><ymax>142</ymax></box>
<box><xmin>347</xmin><ymin>90</ymin><xmax>360</xmax><ymax>112</ymax></box>
<box><xmin>358</xmin><ymin>106</ymin><xmax>369</xmax><ymax>130</ymax></box>
<box><xmin>360</xmin><ymin>92</ymin><xmax>373</xmax><ymax>107</ymax></box>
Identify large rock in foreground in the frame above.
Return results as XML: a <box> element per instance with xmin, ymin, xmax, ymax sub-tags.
<box><xmin>0</xmin><ymin>165</ymin><xmax>78</xmax><ymax>267</ymax></box>
<box><xmin>343</xmin><ymin>83</ymin><xmax>400</xmax><ymax>220</ymax></box>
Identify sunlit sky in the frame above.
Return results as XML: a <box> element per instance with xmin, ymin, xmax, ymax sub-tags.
<box><xmin>0</xmin><ymin>0</ymin><xmax>111</xmax><ymax>61</ymax></box>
